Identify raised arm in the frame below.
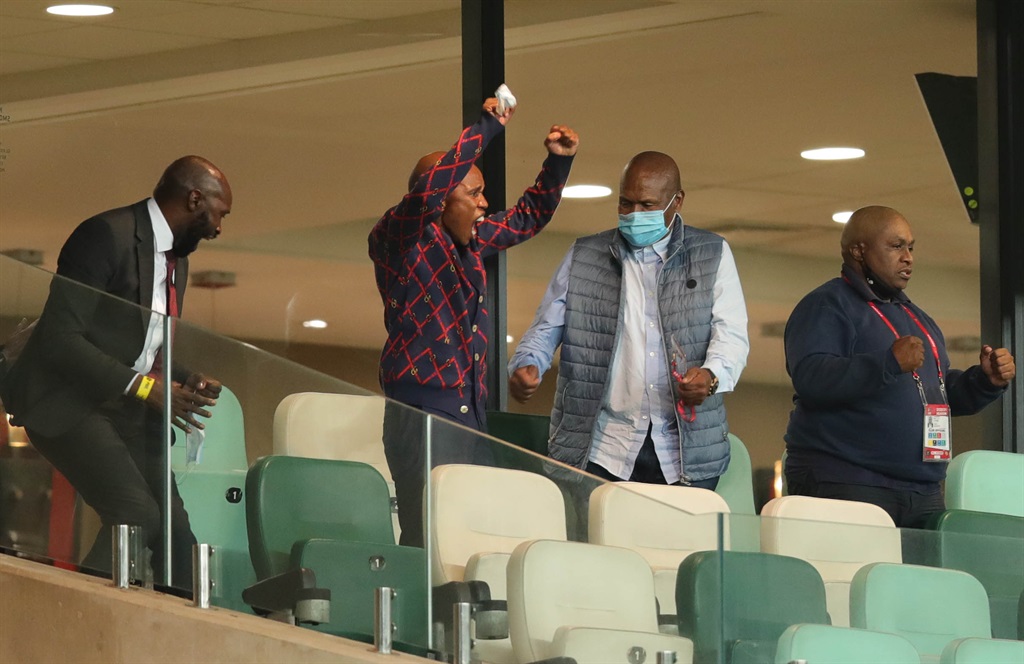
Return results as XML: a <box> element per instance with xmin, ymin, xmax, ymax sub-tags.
<box><xmin>476</xmin><ymin>125</ymin><xmax>578</xmax><ymax>256</ymax></box>
<box><xmin>369</xmin><ymin>100</ymin><xmax>511</xmax><ymax>259</ymax></box>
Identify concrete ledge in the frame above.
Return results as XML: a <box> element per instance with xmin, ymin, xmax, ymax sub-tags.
<box><xmin>0</xmin><ymin>554</ymin><xmax>430</xmax><ymax>663</ymax></box>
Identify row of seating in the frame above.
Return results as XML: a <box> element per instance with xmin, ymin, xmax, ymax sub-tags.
<box><xmin>166</xmin><ymin>389</ymin><xmax>1023</xmax><ymax>662</ymax></box>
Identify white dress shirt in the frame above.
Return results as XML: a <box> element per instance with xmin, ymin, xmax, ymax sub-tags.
<box><xmin>123</xmin><ymin>198</ymin><xmax>174</xmax><ymax>392</ymax></box>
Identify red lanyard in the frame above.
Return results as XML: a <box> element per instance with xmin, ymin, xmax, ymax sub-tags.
<box><xmin>866</xmin><ymin>301</ymin><xmax>948</xmax><ymax>405</ymax></box>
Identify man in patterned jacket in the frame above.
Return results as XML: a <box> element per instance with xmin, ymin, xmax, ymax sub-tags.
<box><xmin>369</xmin><ymin>96</ymin><xmax>578</xmax><ymax>545</ymax></box>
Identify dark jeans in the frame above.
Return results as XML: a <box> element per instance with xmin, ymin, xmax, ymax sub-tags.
<box><xmin>786</xmin><ymin>470</ymin><xmax>945</xmax><ymax>529</ymax></box>
<box><xmin>382</xmin><ymin>401</ymin><xmax>494</xmax><ymax>548</ymax></box>
<box><xmin>27</xmin><ymin>398</ymin><xmax>196</xmax><ymax>588</ymax></box>
<box><xmin>570</xmin><ymin>427</ymin><xmax>721</xmax><ymax>539</ymax></box>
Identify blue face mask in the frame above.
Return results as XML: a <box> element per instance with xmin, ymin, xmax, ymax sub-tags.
<box><xmin>618</xmin><ymin>193</ymin><xmax>678</xmax><ymax>247</ymax></box>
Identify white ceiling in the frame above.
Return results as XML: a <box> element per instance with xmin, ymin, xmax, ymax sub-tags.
<box><xmin>0</xmin><ymin>0</ymin><xmax>982</xmax><ymax>386</ymax></box>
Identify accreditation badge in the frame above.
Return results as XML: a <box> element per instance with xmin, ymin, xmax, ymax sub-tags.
<box><xmin>923</xmin><ymin>403</ymin><xmax>952</xmax><ymax>462</ymax></box>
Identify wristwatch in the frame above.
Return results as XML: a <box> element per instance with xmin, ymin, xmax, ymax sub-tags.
<box><xmin>705</xmin><ymin>368</ymin><xmax>719</xmax><ymax>396</ymax></box>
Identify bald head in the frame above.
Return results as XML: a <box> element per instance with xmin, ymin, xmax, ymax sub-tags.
<box><xmin>621</xmin><ymin>151</ymin><xmax>682</xmax><ymax>196</ymax></box>
<box><xmin>153</xmin><ymin>155</ymin><xmax>228</xmax><ymax>204</ymax></box>
<box><xmin>152</xmin><ymin>156</ymin><xmax>232</xmax><ymax>257</ymax></box>
<box><xmin>841</xmin><ymin>205</ymin><xmax>915</xmax><ymax>294</ymax></box>
<box><xmin>841</xmin><ymin>206</ymin><xmax>908</xmax><ymax>263</ymax></box>
<box><xmin>409</xmin><ymin>152</ymin><xmax>448</xmax><ymax>192</ymax></box>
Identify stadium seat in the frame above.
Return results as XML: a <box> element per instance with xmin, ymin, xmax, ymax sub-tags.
<box><xmin>243</xmin><ymin>456</ymin><xmax>429</xmax><ymax>650</ymax></box>
<box><xmin>170</xmin><ymin>385</ymin><xmax>254</xmax><ymax>612</ymax></box>
<box><xmin>926</xmin><ymin>508</ymin><xmax>1024</xmax><ymax>640</ymax></box>
<box><xmin>676</xmin><ymin>550</ymin><xmax>830</xmax><ymax>664</ymax></box>
<box><xmin>761</xmin><ymin>495</ymin><xmax>901</xmax><ymax>627</ymax></box>
<box><xmin>939</xmin><ymin>637</ymin><xmax>1024</xmax><ymax>663</ymax></box>
<box><xmin>945</xmin><ymin>450</ymin><xmax>1024</xmax><ymax>517</ymax></box>
<box><xmin>272</xmin><ymin>392</ymin><xmax>400</xmax><ymax>536</ymax></box>
<box><xmin>429</xmin><ymin>464</ymin><xmax>567</xmax><ymax>664</ymax></box>
<box><xmin>507</xmin><ymin>539</ymin><xmax>694</xmax><ymax>663</ymax></box>
<box><xmin>850</xmin><ymin>562</ymin><xmax>991</xmax><ymax>662</ymax></box>
<box><xmin>485</xmin><ymin>410</ymin><xmax>550</xmax><ymax>453</ymax></box>
<box><xmin>715</xmin><ymin>433</ymin><xmax>755</xmax><ymax>515</ymax></box>
<box><xmin>775</xmin><ymin>623</ymin><xmax>920</xmax><ymax>664</ymax></box>
<box><xmin>589</xmin><ymin>482</ymin><xmax>729</xmax><ymax>626</ymax></box>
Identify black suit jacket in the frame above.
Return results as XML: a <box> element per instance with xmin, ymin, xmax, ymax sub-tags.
<box><xmin>5</xmin><ymin>200</ymin><xmax>188</xmax><ymax>437</ymax></box>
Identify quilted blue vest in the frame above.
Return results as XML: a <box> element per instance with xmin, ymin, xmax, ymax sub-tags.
<box><xmin>549</xmin><ymin>222</ymin><xmax>731</xmax><ymax>482</ymax></box>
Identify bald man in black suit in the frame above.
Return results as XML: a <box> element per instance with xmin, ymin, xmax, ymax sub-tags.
<box><xmin>3</xmin><ymin>156</ymin><xmax>232</xmax><ymax>587</ymax></box>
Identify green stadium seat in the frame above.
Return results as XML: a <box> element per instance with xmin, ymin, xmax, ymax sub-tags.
<box><xmin>716</xmin><ymin>434</ymin><xmax>755</xmax><ymax>515</ymax></box>
<box><xmin>775</xmin><ymin>624</ymin><xmax>920</xmax><ymax>664</ymax></box>
<box><xmin>940</xmin><ymin>636</ymin><xmax>1024</xmax><ymax>663</ymax></box>
<box><xmin>243</xmin><ymin>455</ymin><xmax>429</xmax><ymax>649</ymax></box>
<box><xmin>946</xmin><ymin>450</ymin><xmax>1024</xmax><ymax>517</ymax></box>
<box><xmin>926</xmin><ymin>508</ymin><xmax>1024</xmax><ymax>640</ymax></box>
<box><xmin>851</xmin><ymin>562</ymin><xmax>991</xmax><ymax>662</ymax></box>
<box><xmin>170</xmin><ymin>386</ymin><xmax>254</xmax><ymax>612</ymax></box>
<box><xmin>676</xmin><ymin>550</ymin><xmax>830</xmax><ymax>664</ymax></box>
<box><xmin>485</xmin><ymin>410</ymin><xmax>550</xmax><ymax>472</ymax></box>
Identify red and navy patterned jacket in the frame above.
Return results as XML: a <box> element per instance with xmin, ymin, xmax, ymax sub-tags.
<box><xmin>368</xmin><ymin>112</ymin><xmax>573</xmax><ymax>430</ymax></box>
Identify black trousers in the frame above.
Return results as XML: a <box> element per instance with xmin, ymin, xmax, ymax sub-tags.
<box><xmin>382</xmin><ymin>401</ymin><xmax>494</xmax><ymax>548</ymax></box>
<box><xmin>27</xmin><ymin>398</ymin><xmax>196</xmax><ymax>588</ymax></box>
<box><xmin>570</xmin><ymin>426</ymin><xmax>721</xmax><ymax>540</ymax></box>
<box><xmin>786</xmin><ymin>470</ymin><xmax>945</xmax><ymax>529</ymax></box>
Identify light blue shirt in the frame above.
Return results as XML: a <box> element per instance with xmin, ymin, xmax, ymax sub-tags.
<box><xmin>509</xmin><ymin>221</ymin><xmax>749</xmax><ymax>483</ymax></box>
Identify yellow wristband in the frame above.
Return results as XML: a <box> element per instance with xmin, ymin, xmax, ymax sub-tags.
<box><xmin>136</xmin><ymin>375</ymin><xmax>155</xmax><ymax>401</ymax></box>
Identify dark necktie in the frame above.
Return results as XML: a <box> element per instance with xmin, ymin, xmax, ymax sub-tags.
<box><xmin>150</xmin><ymin>252</ymin><xmax>178</xmax><ymax>377</ymax></box>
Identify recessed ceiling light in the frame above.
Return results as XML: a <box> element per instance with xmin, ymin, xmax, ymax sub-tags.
<box><xmin>302</xmin><ymin>319</ymin><xmax>328</xmax><ymax>329</ymax></box>
<box><xmin>47</xmin><ymin>4</ymin><xmax>114</xmax><ymax>16</ymax></box>
<box><xmin>800</xmin><ymin>147</ymin><xmax>865</xmax><ymax>161</ymax></box>
<box><xmin>832</xmin><ymin>211</ymin><xmax>853</xmax><ymax>224</ymax></box>
<box><xmin>562</xmin><ymin>185</ymin><xmax>612</xmax><ymax>199</ymax></box>
<box><xmin>506</xmin><ymin>335</ymin><xmax>514</xmax><ymax>343</ymax></box>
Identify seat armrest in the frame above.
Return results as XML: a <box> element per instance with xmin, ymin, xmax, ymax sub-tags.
<box><xmin>242</xmin><ymin>568</ymin><xmax>331</xmax><ymax>625</ymax></box>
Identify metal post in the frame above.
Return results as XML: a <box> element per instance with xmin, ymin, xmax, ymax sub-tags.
<box><xmin>424</xmin><ymin>413</ymin><xmax>433</xmax><ymax>650</ymax></box>
<box><xmin>374</xmin><ymin>586</ymin><xmax>395</xmax><ymax>654</ymax></box>
<box><xmin>453</xmin><ymin>601</ymin><xmax>472</xmax><ymax>664</ymax></box>
<box><xmin>462</xmin><ymin>0</ymin><xmax>509</xmax><ymax>411</ymax></box>
<box><xmin>161</xmin><ymin>313</ymin><xmax>173</xmax><ymax>586</ymax></box>
<box><xmin>657</xmin><ymin>652</ymin><xmax>678</xmax><ymax>664</ymax></box>
<box><xmin>978</xmin><ymin>0</ymin><xmax>1024</xmax><ymax>452</ymax></box>
<box><xmin>123</xmin><ymin>525</ymin><xmax>143</xmax><ymax>585</ymax></box>
<box><xmin>112</xmin><ymin>524</ymin><xmax>130</xmax><ymax>589</ymax></box>
<box><xmin>192</xmin><ymin>543</ymin><xmax>212</xmax><ymax>609</ymax></box>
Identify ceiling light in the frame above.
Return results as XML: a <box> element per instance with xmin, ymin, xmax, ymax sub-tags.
<box><xmin>832</xmin><ymin>211</ymin><xmax>853</xmax><ymax>224</ymax></box>
<box><xmin>46</xmin><ymin>4</ymin><xmax>114</xmax><ymax>16</ymax></box>
<box><xmin>302</xmin><ymin>319</ymin><xmax>328</xmax><ymax>329</ymax></box>
<box><xmin>506</xmin><ymin>335</ymin><xmax>514</xmax><ymax>343</ymax></box>
<box><xmin>801</xmin><ymin>147</ymin><xmax>865</xmax><ymax>161</ymax></box>
<box><xmin>562</xmin><ymin>185</ymin><xmax>612</xmax><ymax>199</ymax></box>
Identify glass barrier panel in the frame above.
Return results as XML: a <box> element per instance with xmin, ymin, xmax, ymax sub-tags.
<box><xmin>425</xmin><ymin>415</ymin><xmax>726</xmax><ymax>663</ymax></box>
<box><xmin>0</xmin><ymin>256</ymin><xmax>180</xmax><ymax>586</ymax></box>
<box><xmin>166</xmin><ymin>302</ymin><xmax>439</xmax><ymax>654</ymax></box>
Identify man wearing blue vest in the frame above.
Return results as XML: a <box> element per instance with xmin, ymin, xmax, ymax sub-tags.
<box><xmin>509</xmin><ymin>151</ymin><xmax>749</xmax><ymax>491</ymax></box>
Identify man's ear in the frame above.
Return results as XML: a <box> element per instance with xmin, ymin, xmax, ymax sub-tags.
<box><xmin>849</xmin><ymin>242</ymin><xmax>865</xmax><ymax>262</ymax></box>
<box><xmin>187</xmin><ymin>190</ymin><xmax>203</xmax><ymax>212</ymax></box>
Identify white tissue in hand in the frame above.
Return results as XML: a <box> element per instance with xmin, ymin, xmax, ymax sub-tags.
<box><xmin>185</xmin><ymin>425</ymin><xmax>206</xmax><ymax>465</ymax></box>
<box><xmin>495</xmin><ymin>84</ymin><xmax>517</xmax><ymax>115</ymax></box>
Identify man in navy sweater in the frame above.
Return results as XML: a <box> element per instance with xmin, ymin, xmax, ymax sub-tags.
<box><xmin>784</xmin><ymin>205</ymin><xmax>1015</xmax><ymax>527</ymax></box>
